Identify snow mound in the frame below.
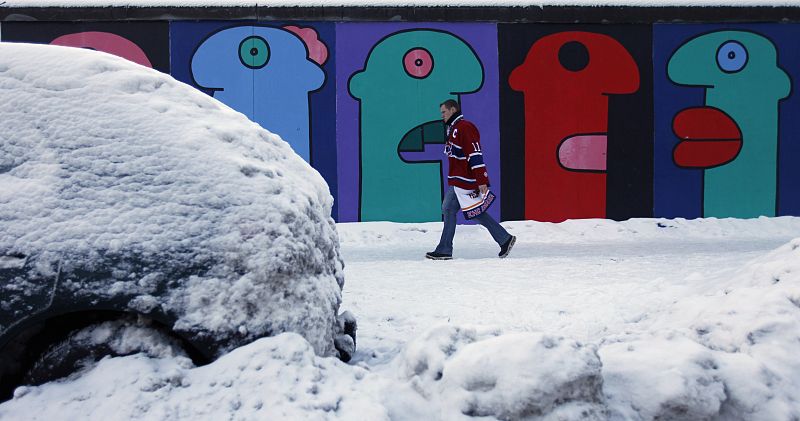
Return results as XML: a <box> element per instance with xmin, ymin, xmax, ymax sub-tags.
<box><xmin>602</xmin><ymin>237</ymin><xmax>800</xmax><ymax>420</ymax></box>
<box><xmin>1</xmin><ymin>333</ymin><xmax>388</xmax><ymax>420</ymax></box>
<box><xmin>0</xmin><ymin>43</ymin><xmax>345</xmax><ymax>356</ymax></box>
<box><xmin>602</xmin><ymin>334</ymin><xmax>727</xmax><ymax>419</ymax></box>
<box><xmin>399</xmin><ymin>325</ymin><xmax>605</xmax><ymax>419</ymax></box>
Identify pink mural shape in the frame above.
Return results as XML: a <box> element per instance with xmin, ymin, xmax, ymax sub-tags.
<box><xmin>50</xmin><ymin>31</ymin><xmax>153</xmax><ymax>68</ymax></box>
<box><xmin>558</xmin><ymin>134</ymin><xmax>608</xmax><ymax>171</ymax></box>
<box><xmin>283</xmin><ymin>25</ymin><xmax>328</xmax><ymax>65</ymax></box>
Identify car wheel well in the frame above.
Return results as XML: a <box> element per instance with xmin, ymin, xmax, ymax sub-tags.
<box><xmin>0</xmin><ymin>310</ymin><xmax>209</xmax><ymax>401</ymax></box>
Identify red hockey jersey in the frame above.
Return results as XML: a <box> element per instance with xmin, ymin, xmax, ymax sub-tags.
<box><xmin>444</xmin><ymin>114</ymin><xmax>490</xmax><ymax>190</ymax></box>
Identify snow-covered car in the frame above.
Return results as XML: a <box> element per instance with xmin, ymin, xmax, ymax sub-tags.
<box><xmin>0</xmin><ymin>42</ymin><xmax>355</xmax><ymax>399</ymax></box>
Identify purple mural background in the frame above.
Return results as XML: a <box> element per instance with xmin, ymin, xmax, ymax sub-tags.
<box><xmin>335</xmin><ymin>22</ymin><xmax>501</xmax><ymax>223</ymax></box>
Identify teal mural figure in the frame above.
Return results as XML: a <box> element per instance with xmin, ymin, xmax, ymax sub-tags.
<box><xmin>349</xmin><ymin>30</ymin><xmax>484</xmax><ymax>222</ymax></box>
<box><xmin>668</xmin><ymin>30</ymin><xmax>790</xmax><ymax>217</ymax></box>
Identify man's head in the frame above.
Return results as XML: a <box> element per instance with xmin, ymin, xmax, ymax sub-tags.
<box><xmin>440</xmin><ymin>99</ymin><xmax>460</xmax><ymax>123</ymax></box>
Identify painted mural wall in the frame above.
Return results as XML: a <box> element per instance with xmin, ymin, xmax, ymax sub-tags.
<box><xmin>2</xmin><ymin>21</ymin><xmax>798</xmax><ymax>223</ymax></box>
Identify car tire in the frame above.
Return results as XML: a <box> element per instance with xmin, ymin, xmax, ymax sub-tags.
<box><xmin>22</xmin><ymin>317</ymin><xmax>188</xmax><ymax>386</ymax></box>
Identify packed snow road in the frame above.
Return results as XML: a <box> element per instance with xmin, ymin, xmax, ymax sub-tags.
<box><xmin>338</xmin><ymin>218</ymin><xmax>799</xmax><ymax>367</ymax></box>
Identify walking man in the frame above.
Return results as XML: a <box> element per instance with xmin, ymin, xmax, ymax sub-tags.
<box><xmin>426</xmin><ymin>99</ymin><xmax>516</xmax><ymax>260</ymax></box>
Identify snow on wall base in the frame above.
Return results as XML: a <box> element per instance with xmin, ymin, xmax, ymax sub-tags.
<box><xmin>1</xmin><ymin>5</ymin><xmax>800</xmax><ymax>24</ymax></box>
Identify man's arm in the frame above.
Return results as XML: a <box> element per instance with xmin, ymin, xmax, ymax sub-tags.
<box><xmin>462</xmin><ymin>124</ymin><xmax>490</xmax><ymax>189</ymax></box>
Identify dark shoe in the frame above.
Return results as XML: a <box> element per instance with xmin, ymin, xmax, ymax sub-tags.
<box><xmin>499</xmin><ymin>235</ymin><xmax>516</xmax><ymax>258</ymax></box>
<box><xmin>425</xmin><ymin>251</ymin><xmax>452</xmax><ymax>260</ymax></box>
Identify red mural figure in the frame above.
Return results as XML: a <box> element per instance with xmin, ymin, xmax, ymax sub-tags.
<box><xmin>50</xmin><ymin>32</ymin><xmax>153</xmax><ymax>68</ymax></box>
<box><xmin>509</xmin><ymin>32</ymin><xmax>639</xmax><ymax>222</ymax></box>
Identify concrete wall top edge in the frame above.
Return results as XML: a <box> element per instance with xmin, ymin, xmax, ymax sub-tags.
<box><xmin>2</xmin><ymin>6</ymin><xmax>800</xmax><ymax>23</ymax></box>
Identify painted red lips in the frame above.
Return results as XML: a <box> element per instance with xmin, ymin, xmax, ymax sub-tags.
<box><xmin>673</xmin><ymin>106</ymin><xmax>742</xmax><ymax>169</ymax></box>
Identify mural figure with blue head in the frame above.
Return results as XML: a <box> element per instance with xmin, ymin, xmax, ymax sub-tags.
<box><xmin>668</xmin><ymin>30</ymin><xmax>790</xmax><ymax>218</ymax></box>
<box><xmin>191</xmin><ymin>25</ymin><xmax>326</xmax><ymax>162</ymax></box>
<box><xmin>349</xmin><ymin>29</ymin><xmax>484</xmax><ymax>222</ymax></box>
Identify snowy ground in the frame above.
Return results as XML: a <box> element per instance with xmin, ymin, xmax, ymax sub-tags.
<box><xmin>2</xmin><ymin>216</ymin><xmax>799</xmax><ymax>420</ymax></box>
<box><xmin>339</xmin><ymin>217</ymin><xmax>799</xmax><ymax>365</ymax></box>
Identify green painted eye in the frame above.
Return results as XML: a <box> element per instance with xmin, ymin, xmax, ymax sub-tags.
<box><xmin>239</xmin><ymin>36</ymin><xmax>270</xmax><ymax>69</ymax></box>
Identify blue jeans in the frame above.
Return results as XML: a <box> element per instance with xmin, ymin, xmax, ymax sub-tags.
<box><xmin>434</xmin><ymin>186</ymin><xmax>511</xmax><ymax>255</ymax></box>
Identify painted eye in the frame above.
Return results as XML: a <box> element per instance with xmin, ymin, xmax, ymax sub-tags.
<box><xmin>716</xmin><ymin>41</ymin><xmax>747</xmax><ymax>73</ymax></box>
<box><xmin>403</xmin><ymin>48</ymin><xmax>434</xmax><ymax>79</ymax></box>
<box><xmin>239</xmin><ymin>36</ymin><xmax>270</xmax><ymax>69</ymax></box>
<box><xmin>558</xmin><ymin>41</ymin><xmax>590</xmax><ymax>72</ymax></box>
